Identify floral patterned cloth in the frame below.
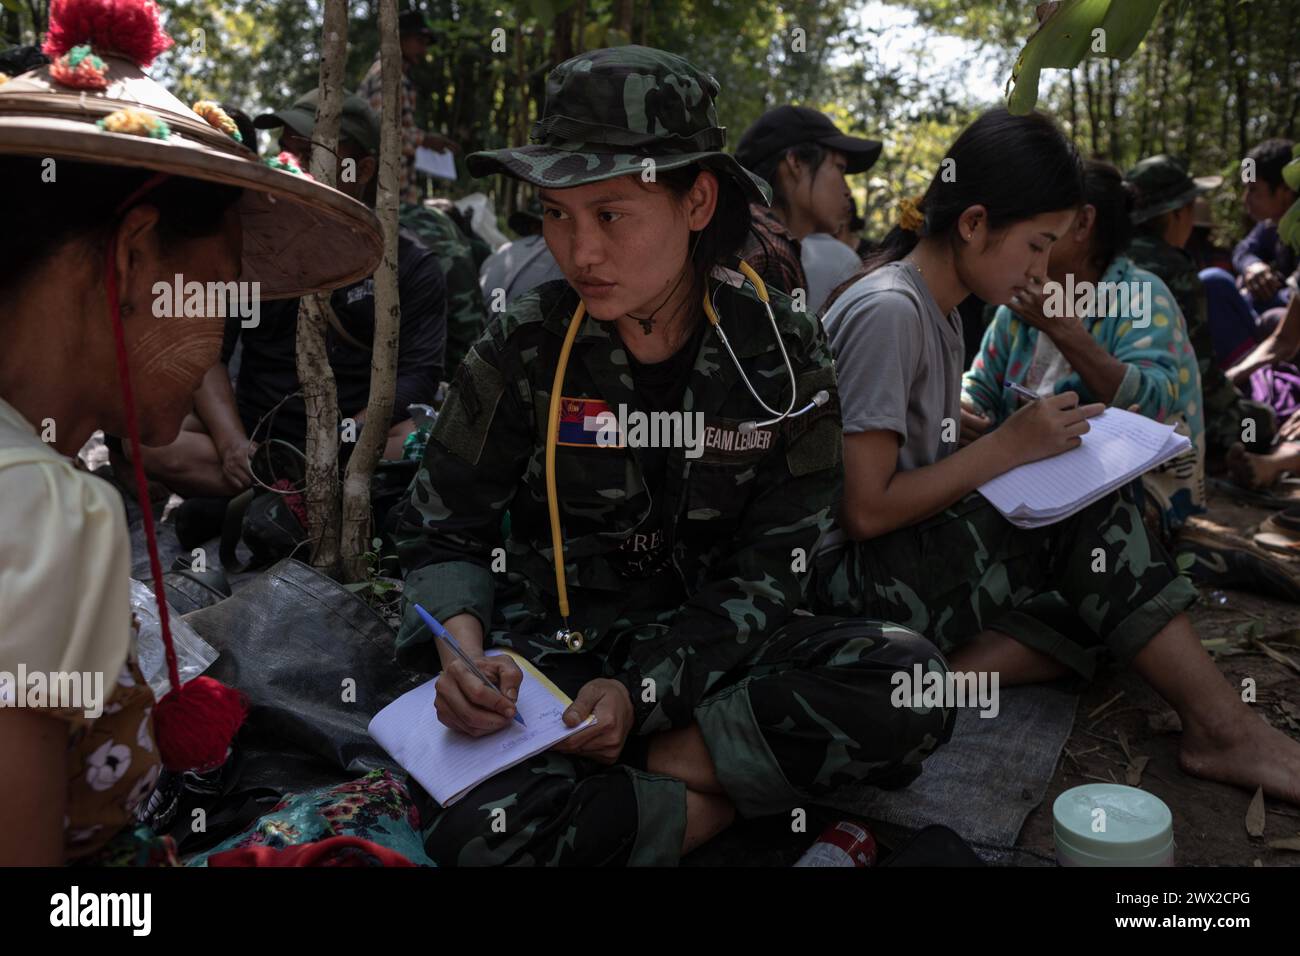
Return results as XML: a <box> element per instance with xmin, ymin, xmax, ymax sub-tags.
<box><xmin>80</xmin><ymin>825</ymin><xmax>179</xmax><ymax>867</ymax></box>
<box><xmin>185</xmin><ymin>770</ymin><xmax>432</xmax><ymax>866</ymax></box>
<box><xmin>63</xmin><ymin>652</ymin><xmax>164</xmax><ymax>862</ymax></box>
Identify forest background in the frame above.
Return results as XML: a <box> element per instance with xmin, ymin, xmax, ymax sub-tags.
<box><xmin>5</xmin><ymin>0</ymin><xmax>1296</xmax><ymax>242</ymax></box>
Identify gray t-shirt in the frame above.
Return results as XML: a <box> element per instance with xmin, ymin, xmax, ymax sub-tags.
<box><xmin>478</xmin><ymin>234</ymin><xmax>565</xmax><ymax>305</ymax></box>
<box><xmin>801</xmin><ymin>232</ymin><xmax>863</xmax><ymax>315</ymax></box>
<box><xmin>821</xmin><ymin>259</ymin><xmax>966</xmax><ymax>471</ymax></box>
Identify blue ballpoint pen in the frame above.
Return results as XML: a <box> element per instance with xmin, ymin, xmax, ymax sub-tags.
<box><xmin>1005</xmin><ymin>381</ymin><xmax>1041</xmax><ymax>403</ymax></box>
<box><xmin>414</xmin><ymin>603</ymin><xmax>526</xmax><ymax>726</ymax></box>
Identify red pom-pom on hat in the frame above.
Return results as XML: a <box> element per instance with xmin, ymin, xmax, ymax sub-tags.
<box><xmin>43</xmin><ymin>0</ymin><xmax>173</xmax><ymax>68</ymax></box>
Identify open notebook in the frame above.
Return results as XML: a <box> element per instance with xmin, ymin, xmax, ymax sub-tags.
<box><xmin>368</xmin><ymin>649</ymin><xmax>596</xmax><ymax>807</ymax></box>
<box><xmin>977</xmin><ymin>407</ymin><xmax>1191</xmax><ymax>529</ymax></box>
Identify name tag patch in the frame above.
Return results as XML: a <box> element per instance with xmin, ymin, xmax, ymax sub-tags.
<box><xmin>698</xmin><ymin>418</ymin><xmax>775</xmax><ymax>462</ymax></box>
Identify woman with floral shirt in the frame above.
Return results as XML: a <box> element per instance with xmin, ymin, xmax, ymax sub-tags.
<box><xmin>961</xmin><ymin>160</ymin><xmax>1206</xmax><ymax>539</ymax></box>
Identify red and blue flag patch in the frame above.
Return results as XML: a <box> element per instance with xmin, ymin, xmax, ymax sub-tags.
<box><xmin>557</xmin><ymin>396</ymin><xmax>623</xmax><ymax>447</ymax></box>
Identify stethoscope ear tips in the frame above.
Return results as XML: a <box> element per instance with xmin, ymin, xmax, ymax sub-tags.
<box><xmin>553</xmin><ymin>628</ymin><xmax>585</xmax><ymax>652</ymax></box>
<box><xmin>740</xmin><ymin>390</ymin><xmax>831</xmax><ymax>433</ymax></box>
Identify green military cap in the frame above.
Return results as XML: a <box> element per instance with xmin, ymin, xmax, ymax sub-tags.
<box><xmin>254</xmin><ymin>89</ymin><xmax>382</xmax><ymax>156</ymax></box>
<box><xmin>1125</xmin><ymin>154</ymin><xmax>1223</xmax><ymax>224</ymax></box>
<box><xmin>466</xmin><ymin>45</ymin><xmax>771</xmax><ymax>205</ymax></box>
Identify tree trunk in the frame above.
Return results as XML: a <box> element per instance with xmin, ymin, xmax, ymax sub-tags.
<box><xmin>1106</xmin><ymin>58</ymin><xmax>1120</xmax><ymax>162</ymax></box>
<box><xmin>295</xmin><ymin>0</ymin><xmax>349</xmax><ymax>577</ymax></box>
<box><xmin>1221</xmin><ymin>0</ymin><xmax>1249</xmax><ymax>158</ymax></box>
<box><xmin>615</xmin><ymin>0</ymin><xmax>634</xmax><ymax>37</ymax></box>
<box><xmin>1136</xmin><ymin>43</ymin><xmax>1152</xmax><ymax>158</ymax></box>
<box><xmin>1083</xmin><ymin>59</ymin><xmax>1100</xmax><ymax>157</ymax></box>
<box><xmin>575</xmin><ymin>0</ymin><xmax>586</xmax><ymax>52</ymax></box>
<box><xmin>554</xmin><ymin>8</ymin><xmax>574</xmax><ymax>63</ymax></box>
<box><xmin>1279</xmin><ymin>0</ymin><xmax>1300</xmax><ymax>139</ymax></box>
<box><xmin>1181</xmin><ymin>11</ymin><xmax>1203</xmax><ymax>156</ymax></box>
<box><xmin>509</xmin><ymin>21</ymin><xmax>528</xmax><ymax>220</ymax></box>
<box><xmin>1067</xmin><ymin>68</ymin><xmax>1078</xmax><ymax>141</ymax></box>
<box><xmin>341</xmin><ymin>0</ymin><xmax>402</xmax><ymax>583</ymax></box>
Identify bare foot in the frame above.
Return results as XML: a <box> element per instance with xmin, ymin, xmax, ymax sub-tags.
<box><xmin>1227</xmin><ymin>442</ymin><xmax>1272</xmax><ymax>490</ymax></box>
<box><xmin>1178</xmin><ymin>707</ymin><xmax>1300</xmax><ymax>805</ymax></box>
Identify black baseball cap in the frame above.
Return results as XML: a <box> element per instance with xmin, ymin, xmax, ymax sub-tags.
<box><xmin>735</xmin><ymin>106</ymin><xmax>882</xmax><ymax>175</ymax></box>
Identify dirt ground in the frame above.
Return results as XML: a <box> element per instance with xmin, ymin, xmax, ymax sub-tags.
<box><xmin>1018</xmin><ymin>492</ymin><xmax>1300</xmax><ymax>867</ymax></box>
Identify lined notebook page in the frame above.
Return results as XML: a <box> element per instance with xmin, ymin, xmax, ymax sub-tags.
<box><xmin>978</xmin><ymin>409</ymin><xmax>1190</xmax><ymax>527</ymax></box>
<box><xmin>368</xmin><ymin>649</ymin><xmax>595</xmax><ymax>807</ymax></box>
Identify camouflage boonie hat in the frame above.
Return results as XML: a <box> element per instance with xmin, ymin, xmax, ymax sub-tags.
<box><xmin>1126</xmin><ymin>154</ymin><xmax>1223</xmax><ymax>224</ymax></box>
<box><xmin>466</xmin><ymin>45</ymin><xmax>771</xmax><ymax>205</ymax></box>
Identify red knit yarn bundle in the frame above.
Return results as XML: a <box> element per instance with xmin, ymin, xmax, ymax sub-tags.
<box><xmin>43</xmin><ymin>0</ymin><xmax>173</xmax><ymax>67</ymax></box>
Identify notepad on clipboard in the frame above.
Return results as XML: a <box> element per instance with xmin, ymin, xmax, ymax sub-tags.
<box><xmin>367</xmin><ymin>649</ymin><xmax>596</xmax><ymax>807</ymax></box>
<box><xmin>977</xmin><ymin>407</ymin><xmax>1191</xmax><ymax>529</ymax></box>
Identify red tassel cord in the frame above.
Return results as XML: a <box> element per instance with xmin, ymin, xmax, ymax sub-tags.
<box><xmin>104</xmin><ymin>182</ymin><xmax>246</xmax><ymax>771</ymax></box>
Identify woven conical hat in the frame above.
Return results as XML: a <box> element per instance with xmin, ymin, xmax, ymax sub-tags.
<box><xmin>0</xmin><ymin>54</ymin><xmax>382</xmax><ymax>299</ymax></box>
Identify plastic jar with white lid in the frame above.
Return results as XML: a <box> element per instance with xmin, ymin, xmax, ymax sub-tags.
<box><xmin>1053</xmin><ymin>783</ymin><xmax>1175</xmax><ymax>866</ymax></box>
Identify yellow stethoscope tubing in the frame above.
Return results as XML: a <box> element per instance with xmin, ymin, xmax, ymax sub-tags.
<box><xmin>545</xmin><ymin>299</ymin><xmax>588</xmax><ymax>624</ymax></box>
<box><xmin>543</xmin><ymin>260</ymin><xmax>801</xmax><ymax>646</ymax></box>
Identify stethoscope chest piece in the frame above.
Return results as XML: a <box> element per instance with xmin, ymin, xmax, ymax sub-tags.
<box><xmin>554</xmin><ymin>628</ymin><xmax>585</xmax><ymax>652</ymax></box>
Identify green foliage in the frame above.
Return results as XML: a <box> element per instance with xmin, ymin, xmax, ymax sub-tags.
<box><xmin>342</xmin><ymin>536</ymin><xmax>402</xmax><ymax>616</ymax></box>
<box><xmin>1005</xmin><ymin>0</ymin><xmax>1163</xmax><ymax>115</ymax></box>
<box><xmin>5</xmin><ymin>0</ymin><xmax>1293</xmax><ymax>242</ymax></box>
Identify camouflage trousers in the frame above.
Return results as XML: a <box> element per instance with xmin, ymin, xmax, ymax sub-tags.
<box><xmin>812</xmin><ymin>483</ymin><xmax>1199</xmax><ymax>681</ymax></box>
<box><xmin>410</xmin><ymin>615</ymin><xmax>954</xmax><ymax>866</ymax></box>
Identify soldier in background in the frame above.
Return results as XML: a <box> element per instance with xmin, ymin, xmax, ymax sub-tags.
<box><xmin>359</xmin><ymin>7</ymin><xmax>459</xmax><ymax>205</ymax></box>
<box><xmin>477</xmin><ymin>198</ymin><xmax>564</xmax><ymax>306</ymax></box>
<box><xmin>1125</xmin><ymin>154</ymin><xmax>1276</xmax><ymax>471</ymax></box>
<box><xmin>400</xmin><ymin>200</ymin><xmax>489</xmax><ymax>377</ymax></box>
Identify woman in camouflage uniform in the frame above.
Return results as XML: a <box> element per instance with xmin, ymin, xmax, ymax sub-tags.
<box><xmin>393</xmin><ymin>46</ymin><xmax>954</xmax><ymax>865</ymax></box>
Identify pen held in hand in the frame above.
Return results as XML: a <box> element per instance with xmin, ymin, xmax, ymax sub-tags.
<box><xmin>1005</xmin><ymin>381</ymin><xmax>1041</xmax><ymax>403</ymax></box>
<box><xmin>414</xmin><ymin>603</ymin><xmax>526</xmax><ymax>727</ymax></box>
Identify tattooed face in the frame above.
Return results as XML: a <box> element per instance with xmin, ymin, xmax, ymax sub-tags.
<box><xmin>121</xmin><ymin>206</ymin><xmax>243</xmax><ymax>445</ymax></box>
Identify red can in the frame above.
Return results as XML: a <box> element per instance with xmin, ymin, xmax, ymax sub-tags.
<box><xmin>794</xmin><ymin>820</ymin><xmax>878</xmax><ymax>867</ymax></box>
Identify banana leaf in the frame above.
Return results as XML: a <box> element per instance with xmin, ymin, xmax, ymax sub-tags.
<box><xmin>1007</xmin><ymin>0</ymin><xmax>1165</xmax><ymax>115</ymax></box>
<box><xmin>1283</xmin><ymin>147</ymin><xmax>1300</xmax><ymax>192</ymax></box>
<box><xmin>1280</xmin><ymin>198</ymin><xmax>1300</xmax><ymax>256</ymax></box>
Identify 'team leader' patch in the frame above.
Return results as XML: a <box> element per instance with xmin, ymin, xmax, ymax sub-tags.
<box><xmin>695</xmin><ymin>417</ymin><xmax>776</xmax><ymax>464</ymax></box>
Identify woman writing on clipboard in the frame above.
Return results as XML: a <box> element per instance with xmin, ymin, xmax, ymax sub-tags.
<box><xmin>394</xmin><ymin>46</ymin><xmax>955</xmax><ymax>866</ymax></box>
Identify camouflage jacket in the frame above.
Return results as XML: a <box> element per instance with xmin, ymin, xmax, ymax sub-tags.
<box><xmin>395</xmin><ymin>275</ymin><xmax>843</xmax><ymax>734</ymax></box>
<box><xmin>1126</xmin><ymin>234</ymin><xmax>1206</xmax><ymax>353</ymax></box>
<box><xmin>1126</xmin><ymin>232</ymin><xmax>1255</xmax><ymax>459</ymax></box>
<box><xmin>400</xmin><ymin>202</ymin><xmax>488</xmax><ymax>377</ymax></box>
